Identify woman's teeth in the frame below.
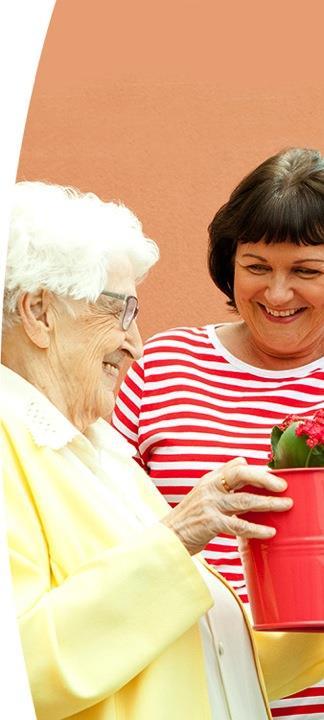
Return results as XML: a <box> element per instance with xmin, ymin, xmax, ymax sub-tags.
<box><xmin>264</xmin><ymin>305</ymin><xmax>302</xmax><ymax>317</ymax></box>
<box><xmin>102</xmin><ymin>362</ymin><xmax>118</xmax><ymax>376</ymax></box>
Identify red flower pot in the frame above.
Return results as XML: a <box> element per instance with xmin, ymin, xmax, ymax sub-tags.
<box><xmin>239</xmin><ymin>468</ymin><xmax>324</xmax><ymax>631</ymax></box>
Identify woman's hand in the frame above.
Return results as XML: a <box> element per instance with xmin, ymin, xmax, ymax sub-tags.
<box><xmin>161</xmin><ymin>457</ymin><xmax>293</xmax><ymax>556</ymax></box>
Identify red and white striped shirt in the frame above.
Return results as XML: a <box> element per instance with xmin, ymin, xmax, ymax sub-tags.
<box><xmin>113</xmin><ymin>324</ymin><xmax>324</xmax><ymax>720</ymax></box>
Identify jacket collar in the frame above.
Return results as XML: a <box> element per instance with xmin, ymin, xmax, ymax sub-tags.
<box><xmin>1</xmin><ymin>364</ymin><xmax>79</xmax><ymax>449</ymax></box>
<box><xmin>0</xmin><ymin>364</ymin><xmax>134</xmax><ymax>457</ymax></box>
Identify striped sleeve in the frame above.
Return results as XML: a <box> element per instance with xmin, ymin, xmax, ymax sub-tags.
<box><xmin>112</xmin><ymin>358</ymin><xmax>146</xmax><ymax>468</ymax></box>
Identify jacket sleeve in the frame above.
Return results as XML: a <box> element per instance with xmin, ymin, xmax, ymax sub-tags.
<box><xmin>2</xmin><ymin>423</ymin><xmax>212</xmax><ymax>719</ymax></box>
<box><xmin>254</xmin><ymin>629</ymin><xmax>324</xmax><ymax>700</ymax></box>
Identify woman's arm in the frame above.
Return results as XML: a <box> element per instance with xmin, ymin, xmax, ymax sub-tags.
<box><xmin>3</xmin><ymin>422</ymin><xmax>212</xmax><ymax>720</ymax></box>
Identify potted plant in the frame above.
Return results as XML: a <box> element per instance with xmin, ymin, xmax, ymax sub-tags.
<box><xmin>269</xmin><ymin>409</ymin><xmax>324</xmax><ymax>469</ymax></box>
<box><xmin>239</xmin><ymin>409</ymin><xmax>324</xmax><ymax>631</ymax></box>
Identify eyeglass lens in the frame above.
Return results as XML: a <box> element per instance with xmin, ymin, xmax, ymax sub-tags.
<box><xmin>123</xmin><ymin>296</ymin><xmax>139</xmax><ymax>330</ymax></box>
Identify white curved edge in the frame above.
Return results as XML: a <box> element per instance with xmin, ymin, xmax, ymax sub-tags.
<box><xmin>0</xmin><ymin>2</ymin><xmax>56</xmax><ymax>717</ymax></box>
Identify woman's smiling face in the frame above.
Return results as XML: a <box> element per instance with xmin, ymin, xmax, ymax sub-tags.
<box><xmin>233</xmin><ymin>241</ymin><xmax>324</xmax><ymax>364</ymax></box>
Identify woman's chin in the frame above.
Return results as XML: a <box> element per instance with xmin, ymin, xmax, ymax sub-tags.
<box><xmin>101</xmin><ymin>365</ymin><xmax>119</xmax><ymax>388</ymax></box>
<box><xmin>98</xmin><ymin>388</ymin><xmax>116</xmax><ymax>421</ymax></box>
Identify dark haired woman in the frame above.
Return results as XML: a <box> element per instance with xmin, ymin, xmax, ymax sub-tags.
<box><xmin>113</xmin><ymin>147</ymin><xmax>324</xmax><ymax>720</ymax></box>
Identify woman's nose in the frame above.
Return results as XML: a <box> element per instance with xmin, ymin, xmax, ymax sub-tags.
<box><xmin>264</xmin><ymin>275</ymin><xmax>294</xmax><ymax>306</ymax></box>
<box><xmin>122</xmin><ymin>320</ymin><xmax>143</xmax><ymax>360</ymax></box>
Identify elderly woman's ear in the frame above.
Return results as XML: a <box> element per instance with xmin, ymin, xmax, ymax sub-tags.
<box><xmin>18</xmin><ymin>290</ymin><xmax>52</xmax><ymax>349</ymax></box>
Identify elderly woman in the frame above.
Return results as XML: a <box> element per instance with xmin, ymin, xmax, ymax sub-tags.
<box><xmin>113</xmin><ymin>147</ymin><xmax>324</xmax><ymax>720</ymax></box>
<box><xmin>1</xmin><ymin>180</ymin><xmax>323</xmax><ymax>720</ymax></box>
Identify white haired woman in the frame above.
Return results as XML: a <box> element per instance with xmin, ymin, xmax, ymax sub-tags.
<box><xmin>1</xmin><ymin>180</ymin><xmax>323</xmax><ymax>720</ymax></box>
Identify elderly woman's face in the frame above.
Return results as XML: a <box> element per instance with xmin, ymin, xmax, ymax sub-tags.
<box><xmin>51</xmin><ymin>260</ymin><xmax>142</xmax><ymax>430</ymax></box>
<box><xmin>234</xmin><ymin>241</ymin><xmax>324</xmax><ymax>362</ymax></box>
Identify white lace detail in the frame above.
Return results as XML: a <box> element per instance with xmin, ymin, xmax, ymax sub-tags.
<box><xmin>25</xmin><ymin>398</ymin><xmax>79</xmax><ymax>449</ymax></box>
<box><xmin>1</xmin><ymin>365</ymin><xmax>79</xmax><ymax>450</ymax></box>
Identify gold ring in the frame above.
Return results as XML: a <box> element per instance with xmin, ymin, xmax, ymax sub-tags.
<box><xmin>221</xmin><ymin>477</ymin><xmax>232</xmax><ymax>493</ymax></box>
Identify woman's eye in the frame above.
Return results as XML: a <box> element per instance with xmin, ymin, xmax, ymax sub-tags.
<box><xmin>294</xmin><ymin>267</ymin><xmax>321</xmax><ymax>276</ymax></box>
<box><xmin>94</xmin><ymin>299</ymin><xmax>123</xmax><ymax>320</ymax></box>
<box><xmin>246</xmin><ymin>264</ymin><xmax>269</xmax><ymax>274</ymax></box>
<box><xmin>99</xmin><ymin>299</ymin><xmax>122</xmax><ymax>312</ymax></box>
<box><xmin>110</xmin><ymin>300</ymin><xmax>124</xmax><ymax>312</ymax></box>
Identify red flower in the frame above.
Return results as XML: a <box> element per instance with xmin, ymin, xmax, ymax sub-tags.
<box><xmin>279</xmin><ymin>414</ymin><xmax>303</xmax><ymax>431</ymax></box>
<box><xmin>295</xmin><ymin>410</ymin><xmax>324</xmax><ymax>448</ymax></box>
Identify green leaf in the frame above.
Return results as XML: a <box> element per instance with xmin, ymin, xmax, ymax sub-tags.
<box><xmin>270</xmin><ymin>425</ymin><xmax>283</xmax><ymax>455</ymax></box>
<box><xmin>308</xmin><ymin>443</ymin><xmax>324</xmax><ymax>468</ymax></box>
<box><xmin>268</xmin><ymin>425</ymin><xmax>282</xmax><ymax>467</ymax></box>
<box><xmin>272</xmin><ymin>423</ymin><xmax>310</xmax><ymax>469</ymax></box>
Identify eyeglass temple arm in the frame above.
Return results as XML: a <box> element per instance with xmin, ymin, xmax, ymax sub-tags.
<box><xmin>101</xmin><ymin>290</ymin><xmax>126</xmax><ymax>300</ymax></box>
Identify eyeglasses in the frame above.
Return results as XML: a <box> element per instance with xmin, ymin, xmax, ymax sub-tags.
<box><xmin>101</xmin><ymin>290</ymin><xmax>139</xmax><ymax>331</ymax></box>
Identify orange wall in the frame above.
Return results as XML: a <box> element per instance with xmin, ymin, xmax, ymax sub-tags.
<box><xmin>18</xmin><ymin>0</ymin><xmax>324</xmax><ymax>343</ymax></box>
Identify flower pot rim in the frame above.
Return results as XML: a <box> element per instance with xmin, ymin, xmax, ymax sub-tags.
<box><xmin>271</xmin><ymin>467</ymin><xmax>324</xmax><ymax>473</ymax></box>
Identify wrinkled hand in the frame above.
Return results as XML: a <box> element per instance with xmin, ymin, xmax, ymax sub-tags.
<box><xmin>161</xmin><ymin>457</ymin><xmax>293</xmax><ymax>556</ymax></box>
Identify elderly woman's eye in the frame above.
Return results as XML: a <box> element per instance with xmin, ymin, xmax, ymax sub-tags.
<box><xmin>109</xmin><ymin>300</ymin><xmax>123</xmax><ymax>312</ymax></box>
<box><xmin>98</xmin><ymin>298</ymin><xmax>122</xmax><ymax>313</ymax></box>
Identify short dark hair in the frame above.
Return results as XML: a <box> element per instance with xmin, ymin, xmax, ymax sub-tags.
<box><xmin>208</xmin><ymin>147</ymin><xmax>324</xmax><ymax>307</ymax></box>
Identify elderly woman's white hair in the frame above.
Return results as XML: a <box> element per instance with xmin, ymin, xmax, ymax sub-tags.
<box><xmin>4</xmin><ymin>181</ymin><xmax>159</xmax><ymax>323</ymax></box>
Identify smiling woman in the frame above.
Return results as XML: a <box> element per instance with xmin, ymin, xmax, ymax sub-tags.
<box><xmin>228</xmin><ymin>241</ymin><xmax>324</xmax><ymax>368</ymax></box>
<box><xmin>207</xmin><ymin>147</ymin><xmax>324</xmax><ymax>369</ymax></box>
<box><xmin>113</xmin><ymin>147</ymin><xmax>324</xmax><ymax>720</ymax></box>
<box><xmin>2</xmin><ymin>181</ymin><xmax>158</xmax><ymax>430</ymax></box>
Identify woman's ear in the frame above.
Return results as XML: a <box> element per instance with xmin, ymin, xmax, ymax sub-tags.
<box><xmin>18</xmin><ymin>290</ymin><xmax>52</xmax><ymax>349</ymax></box>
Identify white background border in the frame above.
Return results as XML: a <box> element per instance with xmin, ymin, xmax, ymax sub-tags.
<box><xmin>0</xmin><ymin>2</ymin><xmax>56</xmax><ymax>716</ymax></box>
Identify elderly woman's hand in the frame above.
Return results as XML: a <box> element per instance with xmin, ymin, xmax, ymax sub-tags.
<box><xmin>161</xmin><ymin>457</ymin><xmax>293</xmax><ymax>556</ymax></box>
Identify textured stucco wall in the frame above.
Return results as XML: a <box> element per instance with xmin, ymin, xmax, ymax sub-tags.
<box><xmin>18</xmin><ymin>0</ymin><xmax>324</xmax><ymax>343</ymax></box>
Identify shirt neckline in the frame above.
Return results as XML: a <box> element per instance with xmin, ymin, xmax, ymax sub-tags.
<box><xmin>204</xmin><ymin>324</ymin><xmax>324</xmax><ymax>378</ymax></box>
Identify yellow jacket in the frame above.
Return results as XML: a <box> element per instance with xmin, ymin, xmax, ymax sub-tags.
<box><xmin>1</xmin><ymin>365</ymin><xmax>323</xmax><ymax>719</ymax></box>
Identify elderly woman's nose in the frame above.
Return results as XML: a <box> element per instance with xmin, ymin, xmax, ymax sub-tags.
<box><xmin>264</xmin><ymin>275</ymin><xmax>294</xmax><ymax>306</ymax></box>
<box><xmin>123</xmin><ymin>321</ymin><xmax>143</xmax><ymax>360</ymax></box>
